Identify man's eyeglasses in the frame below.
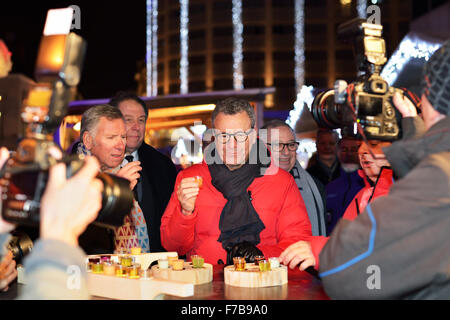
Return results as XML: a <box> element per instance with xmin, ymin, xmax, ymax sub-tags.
<box><xmin>267</xmin><ymin>142</ymin><xmax>300</xmax><ymax>152</ymax></box>
<box><xmin>215</xmin><ymin>129</ymin><xmax>253</xmax><ymax>144</ymax></box>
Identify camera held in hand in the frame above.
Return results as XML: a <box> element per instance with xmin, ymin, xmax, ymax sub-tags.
<box><xmin>310</xmin><ymin>18</ymin><xmax>419</xmax><ymax>141</ymax></box>
<box><xmin>0</xmin><ymin>8</ymin><xmax>133</xmax><ymax>229</ymax></box>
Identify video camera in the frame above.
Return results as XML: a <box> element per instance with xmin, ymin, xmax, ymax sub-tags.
<box><xmin>311</xmin><ymin>18</ymin><xmax>419</xmax><ymax>141</ymax></box>
<box><xmin>0</xmin><ymin>8</ymin><xmax>133</xmax><ymax>230</ymax></box>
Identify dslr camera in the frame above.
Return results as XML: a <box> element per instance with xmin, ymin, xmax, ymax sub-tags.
<box><xmin>0</xmin><ymin>8</ymin><xmax>133</xmax><ymax>230</ymax></box>
<box><xmin>311</xmin><ymin>18</ymin><xmax>419</xmax><ymax>141</ymax></box>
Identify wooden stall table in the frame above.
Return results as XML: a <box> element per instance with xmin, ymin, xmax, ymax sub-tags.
<box><xmin>162</xmin><ymin>264</ymin><xmax>329</xmax><ymax>300</ymax></box>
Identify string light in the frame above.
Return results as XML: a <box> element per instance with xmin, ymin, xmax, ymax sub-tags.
<box><xmin>145</xmin><ymin>0</ymin><xmax>154</xmax><ymax>96</ymax></box>
<box><xmin>286</xmin><ymin>85</ymin><xmax>315</xmax><ymax>128</ymax></box>
<box><xmin>232</xmin><ymin>0</ymin><xmax>243</xmax><ymax>90</ymax></box>
<box><xmin>381</xmin><ymin>34</ymin><xmax>441</xmax><ymax>85</ymax></box>
<box><xmin>357</xmin><ymin>0</ymin><xmax>367</xmax><ymax>18</ymax></box>
<box><xmin>180</xmin><ymin>0</ymin><xmax>189</xmax><ymax>94</ymax></box>
<box><xmin>151</xmin><ymin>0</ymin><xmax>158</xmax><ymax>96</ymax></box>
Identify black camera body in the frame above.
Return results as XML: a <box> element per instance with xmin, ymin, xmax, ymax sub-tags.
<box><xmin>311</xmin><ymin>18</ymin><xmax>415</xmax><ymax>141</ymax></box>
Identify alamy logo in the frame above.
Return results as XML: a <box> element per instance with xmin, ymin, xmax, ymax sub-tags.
<box><xmin>69</xmin><ymin>5</ymin><xmax>81</xmax><ymax>30</ymax></box>
<box><xmin>367</xmin><ymin>5</ymin><xmax>381</xmax><ymax>25</ymax></box>
<box><xmin>366</xmin><ymin>265</ymin><xmax>381</xmax><ymax>290</ymax></box>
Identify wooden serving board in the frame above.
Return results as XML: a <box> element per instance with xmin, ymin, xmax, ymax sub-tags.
<box><xmin>151</xmin><ymin>262</ymin><xmax>213</xmax><ymax>285</ymax></box>
<box><xmin>87</xmin><ymin>273</ymin><xmax>194</xmax><ymax>300</ymax></box>
<box><xmin>224</xmin><ymin>263</ymin><xmax>288</xmax><ymax>288</ymax></box>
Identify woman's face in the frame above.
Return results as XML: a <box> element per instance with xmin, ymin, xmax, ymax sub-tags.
<box><xmin>358</xmin><ymin>140</ymin><xmax>392</xmax><ymax>182</ymax></box>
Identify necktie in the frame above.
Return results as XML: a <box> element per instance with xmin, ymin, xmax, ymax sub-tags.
<box><xmin>125</xmin><ymin>155</ymin><xmax>139</xmax><ymax>200</ymax></box>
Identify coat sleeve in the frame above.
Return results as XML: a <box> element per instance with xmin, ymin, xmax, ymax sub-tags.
<box><xmin>258</xmin><ymin>177</ymin><xmax>313</xmax><ymax>258</ymax></box>
<box><xmin>160</xmin><ymin>170</ymin><xmax>198</xmax><ymax>256</ymax></box>
<box><xmin>318</xmin><ymin>154</ymin><xmax>450</xmax><ymax>299</ymax></box>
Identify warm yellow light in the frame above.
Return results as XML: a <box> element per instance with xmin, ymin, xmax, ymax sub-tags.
<box><xmin>148</xmin><ymin>104</ymin><xmax>216</xmax><ymax>119</ymax></box>
<box><xmin>73</xmin><ymin>122</ymin><xmax>81</xmax><ymax>132</ymax></box>
<box><xmin>340</xmin><ymin>0</ymin><xmax>352</xmax><ymax>5</ymax></box>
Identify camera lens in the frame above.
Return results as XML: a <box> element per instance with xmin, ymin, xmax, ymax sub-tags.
<box><xmin>311</xmin><ymin>89</ymin><xmax>354</xmax><ymax>129</ymax></box>
<box><xmin>94</xmin><ymin>173</ymin><xmax>134</xmax><ymax>227</ymax></box>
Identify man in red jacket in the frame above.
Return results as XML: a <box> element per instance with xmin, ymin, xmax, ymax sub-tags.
<box><xmin>160</xmin><ymin>98</ymin><xmax>313</xmax><ymax>264</ymax></box>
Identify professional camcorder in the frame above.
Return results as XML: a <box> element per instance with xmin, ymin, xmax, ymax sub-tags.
<box><xmin>311</xmin><ymin>18</ymin><xmax>419</xmax><ymax>141</ymax></box>
<box><xmin>0</xmin><ymin>8</ymin><xmax>133</xmax><ymax>229</ymax></box>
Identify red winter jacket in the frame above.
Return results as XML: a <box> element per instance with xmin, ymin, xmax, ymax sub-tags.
<box><xmin>310</xmin><ymin>168</ymin><xmax>394</xmax><ymax>267</ymax></box>
<box><xmin>160</xmin><ymin>161</ymin><xmax>313</xmax><ymax>264</ymax></box>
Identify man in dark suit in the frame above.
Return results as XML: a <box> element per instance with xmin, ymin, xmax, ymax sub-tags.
<box><xmin>109</xmin><ymin>92</ymin><xmax>177</xmax><ymax>252</ymax></box>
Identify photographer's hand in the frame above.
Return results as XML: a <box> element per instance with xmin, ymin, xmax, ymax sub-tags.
<box><xmin>0</xmin><ymin>147</ymin><xmax>15</xmax><ymax>233</ymax></box>
<box><xmin>393</xmin><ymin>92</ymin><xmax>418</xmax><ymax>118</ymax></box>
<box><xmin>40</xmin><ymin>156</ymin><xmax>103</xmax><ymax>247</ymax></box>
<box><xmin>0</xmin><ymin>251</ymin><xmax>17</xmax><ymax>292</ymax></box>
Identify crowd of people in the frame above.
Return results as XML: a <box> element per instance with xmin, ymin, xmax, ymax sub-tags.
<box><xmin>0</xmin><ymin>37</ymin><xmax>449</xmax><ymax>299</ymax></box>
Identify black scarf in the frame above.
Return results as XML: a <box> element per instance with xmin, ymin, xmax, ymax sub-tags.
<box><xmin>206</xmin><ymin>138</ymin><xmax>271</xmax><ymax>250</ymax></box>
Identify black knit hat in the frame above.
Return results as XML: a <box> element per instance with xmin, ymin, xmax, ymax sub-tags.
<box><xmin>421</xmin><ymin>39</ymin><xmax>450</xmax><ymax>115</ymax></box>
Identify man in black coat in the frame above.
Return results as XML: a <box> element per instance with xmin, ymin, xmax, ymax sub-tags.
<box><xmin>110</xmin><ymin>92</ymin><xmax>177</xmax><ymax>252</ymax></box>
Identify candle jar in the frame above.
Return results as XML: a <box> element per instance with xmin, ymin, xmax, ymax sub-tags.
<box><xmin>130</xmin><ymin>247</ymin><xmax>141</xmax><ymax>255</ymax></box>
<box><xmin>103</xmin><ymin>262</ymin><xmax>116</xmax><ymax>276</ymax></box>
<box><xmin>254</xmin><ymin>255</ymin><xmax>265</xmax><ymax>266</ymax></box>
<box><xmin>115</xmin><ymin>264</ymin><xmax>129</xmax><ymax>277</ymax></box>
<box><xmin>259</xmin><ymin>260</ymin><xmax>271</xmax><ymax>272</ymax></box>
<box><xmin>158</xmin><ymin>259</ymin><xmax>169</xmax><ymax>269</ymax></box>
<box><xmin>194</xmin><ymin>176</ymin><xmax>203</xmax><ymax>188</ymax></box>
<box><xmin>191</xmin><ymin>255</ymin><xmax>204</xmax><ymax>268</ymax></box>
<box><xmin>128</xmin><ymin>264</ymin><xmax>141</xmax><ymax>279</ymax></box>
<box><xmin>167</xmin><ymin>256</ymin><xmax>178</xmax><ymax>267</ymax></box>
<box><xmin>172</xmin><ymin>259</ymin><xmax>185</xmax><ymax>271</ymax></box>
<box><xmin>120</xmin><ymin>256</ymin><xmax>133</xmax><ymax>267</ymax></box>
<box><xmin>268</xmin><ymin>257</ymin><xmax>280</xmax><ymax>268</ymax></box>
<box><xmin>233</xmin><ymin>257</ymin><xmax>246</xmax><ymax>271</ymax></box>
<box><xmin>92</xmin><ymin>262</ymin><xmax>104</xmax><ymax>274</ymax></box>
<box><xmin>100</xmin><ymin>255</ymin><xmax>111</xmax><ymax>263</ymax></box>
<box><xmin>87</xmin><ymin>256</ymin><xmax>100</xmax><ymax>271</ymax></box>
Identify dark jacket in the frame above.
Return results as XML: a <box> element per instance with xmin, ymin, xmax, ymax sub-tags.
<box><xmin>319</xmin><ymin>116</ymin><xmax>450</xmax><ymax>299</ymax></box>
<box><xmin>137</xmin><ymin>142</ymin><xmax>177</xmax><ymax>252</ymax></box>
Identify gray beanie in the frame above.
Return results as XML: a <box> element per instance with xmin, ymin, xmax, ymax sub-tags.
<box><xmin>421</xmin><ymin>39</ymin><xmax>450</xmax><ymax>115</ymax></box>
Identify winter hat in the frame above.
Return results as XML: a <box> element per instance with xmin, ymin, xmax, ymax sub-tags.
<box><xmin>421</xmin><ymin>39</ymin><xmax>450</xmax><ymax>115</ymax></box>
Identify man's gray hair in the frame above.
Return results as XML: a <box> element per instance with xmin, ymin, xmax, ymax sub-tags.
<box><xmin>260</xmin><ymin>119</ymin><xmax>296</xmax><ymax>138</ymax></box>
<box><xmin>211</xmin><ymin>97</ymin><xmax>256</xmax><ymax>128</ymax></box>
<box><xmin>80</xmin><ymin>104</ymin><xmax>124</xmax><ymax>139</ymax></box>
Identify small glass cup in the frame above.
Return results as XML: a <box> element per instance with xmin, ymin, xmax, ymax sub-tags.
<box><xmin>254</xmin><ymin>255</ymin><xmax>265</xmax><ymax>266</ymax></box>
<box><xmin>115</xmin><ymin>264</ymin><xmax>129</xmax><ymax>277</ymax></box>
<box><xmin>268</xmin><ymin>257</ymin><xmax>280</xmax><ymax>268</ymax></box>
<box><xmin>194</xmin><ymin>176</ymin><xmax>203</xmax><ymax>188</ymax></box>
<box><xmin>172</xmin><ymin>259</ymin><xmax>185</xmax><ymax>271</ymax></box>
<box><xmin>100</xmin><ymin>255</ymin><xmax>111</xmax><ymax>263</ymax></box>
<box><xmin>191</xmin><ymin>255</ymin><xmax>204</xmax><ymax>268</ymax></box>
<box><xmin>92</xmin><ymin>262</ymin><xmax>104</xmax><ymax>274</ymax></box>
<box><xmin>233</xmin><ymin>257</ymin><xmax>246</xmax><ymax>271</ymax></box>
<box><xmin>158</xmin><ymin>259</ymin><xmax>169</xmax><ymax>269</ymax></box>
<box><xmin>128</xmin><ymin>264</ymin><xmax>141</xmax><ymax>279</ymax></box>
<box><xmin>258</xmin><ymin>259</ymin><xmax>271</xmax><ymax>272</ymax></box>
<box><xmin>87</xmin><ymin>256</ymin><xmax>100</xmax><ymax>271</ymax></box>
<box><xmin>103</xmin><ymin>262</ymin><xmax>116</xmax><ymax>276</ymax></box>
<box><xmin>130</xmin><ymin>247</ymin><xmax>142</xmax><ymax>255</ymax></box>
<box><xmin>140</xmin><ymin>269</ymin><xmax>152</xmax><ymax>279</ymax></box>
<box><xmin>167</xmin><ymin>256</ymin><xmax>178</xmax><ymax>267</ymax></box>
<box><xmin>120</xmin><ymin>256</ymin><xmax>133</xmax><ymax>267</ymax></box>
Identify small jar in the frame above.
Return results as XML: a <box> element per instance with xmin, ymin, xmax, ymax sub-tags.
<box><xmin>254</xmin><ymin>255</ymin><xmax>265</xmax><ymax>266</ymax></box>
<box><xmin>158</xmin><ymin>259</ymin><xmax>169</xmax><ymax>269</ymax></box>
<box><xmin>233</xmin><ymin>257</ymin><xmax>246</xmax><ymax>271</ymax></box>
<box><xmin>128</xmin><ymin>264</ymin><xmax>141</xmax><ymax>279</ymax></box>
<box><xmin>87</xmin><ymin>256</ymin><xmax>100</xmax><ymax>271</ymax></box>
<box><xmin>120</xmin><ymin>255</ymin><xmax>133</xmax><ymax>267</ymax></box>
<box><xmin>191</xmin><ymin>255</ymin><xmax>204</xmax><ymax>268</ymax></box>
<box><xmin>100</xmin><ymin>255</ymin><xmax>111</xmax><ymax>263</ymax></box>
<box><xmin>172</xmin><ymin>259</ymin><xmax>184</xmax><ymax>271</ymax></box>
<box><xmin>103</xmin><ymin>262</ymin><xmax>116</xmax><ymax>276</ymax></box>
<box><xmin>92</xmin><ymin>262</ymin><xmax>104</xmax><ymax>274</ymax></box>
<box><xmin>130</xmin><ymin>247</ymin><xmax>141</xmax><ymax>255</ymax></box>
<box><xmin>268</xmin><ymin>257</ymin><xmax>280</xmax><ymax>268</ymax></box>
<box><xmin>115</xmin><ymin>264</ymin><xmax>129</xmax><ymax>277</ymax></box>
<box><xmin>167</xmin><ymin>256</ymin><xmax>178</xmax><ymax>267</ymax></box>
<box><xmin>194</xmin><ymin>176</ymin><xmax>203</xmax><ymax>188</ymax></box>
<box><xmin>140</xmin><ymin>269</ymin><xmax>152</xmax><ymax>279</ymax></box>
<box><xmin>259</xmin><ymin>260</ymin><xmax>271</xmax><ymax>272</ymax></box>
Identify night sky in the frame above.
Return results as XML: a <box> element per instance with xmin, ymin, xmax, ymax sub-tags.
<box><xmin>0</xmin><ymin>0</ymin><xmax>446</xmax><ymax>100</ymax></box>
<box><xmin>0</xmin><ymin>0</ymin><xmax>146</xmax><ymax>100</ymax></box>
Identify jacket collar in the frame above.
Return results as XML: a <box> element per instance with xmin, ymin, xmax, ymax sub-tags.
<box><xmin>383</xmin><ymin>116</ymin><xmax>450</xmax><ymax>179</ymax></box>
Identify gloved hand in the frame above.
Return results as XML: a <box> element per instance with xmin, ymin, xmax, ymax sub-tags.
<box><xmin>226</xmin><ymin>241</ymin><xmax>263</xmax><ymax>265</ymax></box>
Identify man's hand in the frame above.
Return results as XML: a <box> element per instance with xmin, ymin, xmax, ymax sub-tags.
<box><xmin>40</xmin><ymin>156</ymin><xmax>103</xmax><ymax>247</ymax></box>
<box><xmin>393</xmin><ymin>91</ymin><xmax>418</xmax><ymax>118</ymax></box>
<box><xmin>0</xmin><ymin>251</ymin><xmax>17</xmax><ymax>292</ymax></box>
<box><xmin>176</xmin><ymin>177</ymin><xmax>200</xmax><ymax>216</ymax></box>
<box><xmin>278</xmin><ymin>241</ymin><xmax>316</xmax><ymax>271</ymax></box>
<box><xmin>116</xmin><ymin>161</ymin><xmax>142</xmax><ymax>190</ymax></box>
<box><xmin>0</xmin><ymin>147</ymin><xmax>16</xmax><ymax>233</ymax></box>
